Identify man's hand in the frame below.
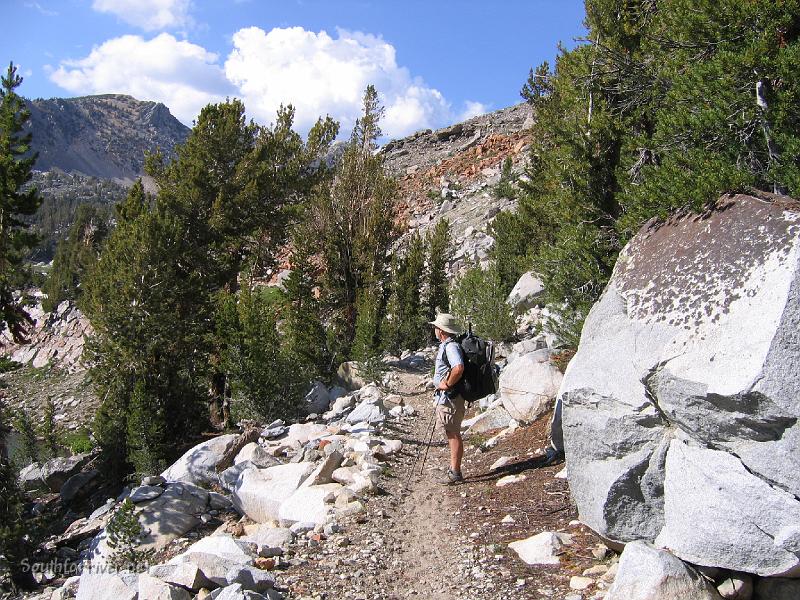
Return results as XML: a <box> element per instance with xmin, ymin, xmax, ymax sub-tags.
<box><xmin>437</xmin><ymin>364</ymin><xmax>464</xmax><ymax>391</ymax></box>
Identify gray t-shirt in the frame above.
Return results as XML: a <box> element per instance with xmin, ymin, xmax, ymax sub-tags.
<box><xmin>434</xmin><ymin>338</ymin><xmax>464</xmax><ymax>403</ymax></box>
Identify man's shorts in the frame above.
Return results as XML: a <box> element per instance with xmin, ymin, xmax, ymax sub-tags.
<box><xmin>436</xmin><ymin>395</ymin><xmax>465</xmax><ymax>434</ymax></box>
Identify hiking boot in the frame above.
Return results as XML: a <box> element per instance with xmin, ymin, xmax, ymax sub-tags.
<box><xmin>438</xmin><ymin>469</ymin><xmax>464</xmax><ymax>485</ymax></box>
<box><xmin>541</xmin><ymin>446</ymin><xmax>565</xmax><ymax>467</ymax></box>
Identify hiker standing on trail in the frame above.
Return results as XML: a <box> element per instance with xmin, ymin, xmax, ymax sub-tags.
<box><xmin>429</xmin><ymin>313</ymin><xmax>466</xmax><ymax>485</ymax></box>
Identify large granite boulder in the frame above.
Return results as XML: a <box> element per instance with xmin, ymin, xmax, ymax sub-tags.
<box><xmin>232</xmin><ymin>462</ymin><xmax>315</xmax><ymax>523</ymax></box>
<box><xmin>506</xmin><ymin>271</ymin><xmax>545</xmax><ymax>313</ymax></box>
<box><xmin>41</xmin><ymin>453</ymin><xmax>93</xmax><ymax>492</ymax></box>
<box><xmin>161</xmin><ymin>434</ymin><xmax>240</xmax><ymax>486</ymax></box>
<box><xmin>560</xmin><ymin>194</ymin><xmax>800</xmax><ymax>576</ymax></box>
<box><xmin>499</xmin><ymin>349</ymin><xmax>562</xmax><ymax>422</ymax></box>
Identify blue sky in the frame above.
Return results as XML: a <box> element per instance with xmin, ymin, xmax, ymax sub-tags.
<box><xmin>4</xmin><ymin>0</ymin><xmax>587</xmax><ymax>138</ymax></box>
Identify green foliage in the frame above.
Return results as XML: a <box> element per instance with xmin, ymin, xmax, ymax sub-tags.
<box><xmin>11</xmin><ymin>409</ymin><xmax>39</xmax><ymax>465</ymax></box>
<box><xmin>310</xmin><ymin>85</ymin><xmax>398</xmax><ymax>358</ymax></box>
<box><xmin>351</xmin><ymin>279</ymin><xmax>386</xmax><ymax>362</ymax></box>
<box><xmin>42</xmin><ymin>203</ymin><xmax>109</xmax><ymax>313</ymax></box>
<box><xmin>506</xmin><ymin>0</ymin><xmax>800</xmax><ymax>343</ymax></box>
<box><xmin>283</xmin><ymin>232</ymin><xmax>329</xmax><ymax>377</ymax></box>
<box><xmin>38</xmin><ymin>397</ymin><xmax>60</xmax><ymax>460</ymax></box>
<box><xmin>383</xmin><ymin>232</ymin><xmax>427</xmax><ymax>353</ymax></box>
<box><xmin>218</xmin><ymin>287</ymin><xmax>306</xmax><ymax>423</ymax></box>
<box><xmin>61</xmin><ymin>427</ymin><xmax>94</xmax><ymax>455</ymax></box>
<box><xmin>424</xmin><ymin>218</ymin><xmax>452</xmax><ymax>321</ymax></box>
<box><xmin>450</xmin><ymin>264</ymin><xmax>516</xmax><ymax>342</ymax></box>
<box><xmin>106</xmin><ymin>498</ymin><xmax>153</xmax><ymax>572</ymax></box>
<box><xmin>494</xmin><ymin>157</ymin><xmax>519</xmax><ymax>200</ymax></box>
<box><xmin>84</xmin><ymin>99</ymin><xmax>336</xmax><ymax>481</ymax></box>
<box><xmin>0</xmin><ymin>358</ymin><xmax>21</xmax><ymax>374</ymax></box>
<box><xmin>0</xmin><ymin>62</ymin><xmax>42</xmax><ymax>343</ymax></box>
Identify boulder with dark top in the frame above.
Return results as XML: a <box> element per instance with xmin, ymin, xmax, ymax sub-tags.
<box><xmin>41</xmin><ymin>453</ymin><xmax>93</xmax><ymax>492</ymax></box>
<box><xmin>560</xmin><ymin>194</ymin><xmax>800</xmax><ymax>576</ymax></box>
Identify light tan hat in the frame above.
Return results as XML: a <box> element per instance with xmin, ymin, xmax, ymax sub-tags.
<box><xmin>429</xmin><ymin>313</ymin><xmax>462</xmax><ymax>335</ymax></box>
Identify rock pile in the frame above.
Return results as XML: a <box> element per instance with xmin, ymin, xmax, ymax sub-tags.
<box><xmin>3</xmin><ymin>300</ymin><xmax>92</xmax><ymax>372</ymax></box>
<box><xmin>44</xmin><ymin>376</ymin><xmax>415</xmax><ymax>600</ymax></box>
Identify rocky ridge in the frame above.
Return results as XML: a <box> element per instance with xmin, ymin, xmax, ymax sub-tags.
<box><xmin>26</xmin><ymin>94</ymin><xmax>190</xmax><ymax>181</ymax></box>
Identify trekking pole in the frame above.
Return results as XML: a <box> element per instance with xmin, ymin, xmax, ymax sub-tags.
<box><xmin>404</xmin><ymin>407</ymin><xmax>436</xmax><ymax>489</ymax></box>
<box><xmin>417</xmin><ymin>408</ymin><xmax>438</xmax><ymax>477</ymax></box>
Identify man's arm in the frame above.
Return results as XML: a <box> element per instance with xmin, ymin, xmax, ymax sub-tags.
<box><xmin>436</xmin><ymin>363</ymin><xmax>464</xmax><ymax>391</ymax></box>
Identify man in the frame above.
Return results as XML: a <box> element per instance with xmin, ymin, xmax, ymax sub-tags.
<box><xmin>429</xmin><ymin>313</ymin><xmax>466</xmax><ymax>485</ymax></box>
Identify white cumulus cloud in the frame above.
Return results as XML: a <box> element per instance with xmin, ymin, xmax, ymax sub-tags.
<box><xmin>49</xmin><ymin>33</ymin><xmax>233</xmax><ymax>126</ymax></box>
<box><xmin>49</xmin><ymin>26</ymin><xmax>488</xmax><ymax>139</ymax></box>
<box><xmin>92</xmin><ymin>0</ymin><xmax>192</xmax><ymax>31</ymax></box>
<box><xmin>224</xmin><ymin>27</ymin><xmax>453</xmax><ymax>139</ymax></box>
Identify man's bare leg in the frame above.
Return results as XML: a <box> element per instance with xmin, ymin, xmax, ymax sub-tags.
<box><xmin>446</xmin><ymin>430</ymin><xmax>463</xmax><ymax>474</ymax></box>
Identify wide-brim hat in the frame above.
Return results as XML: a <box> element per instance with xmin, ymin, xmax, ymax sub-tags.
<box><xmin>429</xmin><ymin>313</ymin><xmax>461</xmax><ymax>335</ymax></box>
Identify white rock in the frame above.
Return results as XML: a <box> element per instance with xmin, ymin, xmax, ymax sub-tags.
<box><xmin>161</xmin><ymin>434</ymin><xmax>240</xmax><ymax>485</ymax></box>
<box><xmin>490</xmin><ymin>456</ymin><xmax>514</xmax><ymax>471</ymax></box>
<box><xmin>570</xmin><ymin>576</ymin><xmax>594</xmax><ymax>591</ymax></box>
<box><xmin>509</xmin><ymin>532</ymin><xmax>572</xmax><ymax>566</ymax></box>
<box><xmin>561</xmin><ymin>196</ymin><xmax>800</xmax><ymax>575</ymax></box>
<box><xmin>75</xmin><ymin>572</ymin><xmax>137</xmax><ymax>600</ymax></box>
<box><xmin>138</xmin><ymin>573</ymin><xmax>192</xmax><ymax>600</ymax></box>
<box><xmin>278</xmin><ymin>483</ymin><xmax>342</xmax><ymax>525</ymax></box>
<box><xmin>304</xmin><ymin>381</ymin><xmax>331</xmax><ymax>415</ymax></box>
<box><xmin>606</xmin><ymin>541</ymin><xmax>720</xmax><ymax>600</ymax></box>
<box><xmin>464</xmin><ymin>406</ymin><xmax>514</xmax><ymax>434</ymax></box>
<box><xmin>507</xmin><ymin>271</ymin><xmax>545</xmax><ymax>313</ymax></box>
<box><xmin>232</xmin><ymin>463</ymin><xmax>315</xmax><ymax>523</ymax></box>
<box><xmin>500</xmin><ymin>349</ymin><xmax>562</xmax><ymax>422</ymax></box>
<box><xmin>496</xmin><ymin>474</ymin><xmax>526</xmax><ymax>487</ymax></box>
<box><xmin>148</xmin><ymin>562</ymin><xmax>215</xmax><ymax>591</ymax></box>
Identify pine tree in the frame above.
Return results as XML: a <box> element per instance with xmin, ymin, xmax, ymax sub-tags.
<box><xmin>39</xmin><ymin>396</ymin><xmax>60</xmax><ymax>460</ymax></box>
<box><xmin>0</xmin><ymin>63</ymin><xmax>42</xmax><ymax>342</ymax></box>
<box><xmin>383</xmin><ymin>232</ymin><xmax>426</xmax><ymax>353</ymax></box>
<box><xmin>424</xmin><ymin>218</ymin><xmax>452</xmax><ymax>321</ymax></box>
<box><xmin>42</xmin><ymin>203</ymin><xmax>109</xmax><ymax>313</ymax></box>
<box><xmin>84</xmin><ymin>101</ymin><xmax>336</xmax><ymax>480</ymax></box>
<box><xmin>283</xmin><ymin>231</ymin><xmax>329</xmax><ymax>377</ymax></box>
<box><xmin>310</xmin><ymin>85</ymin><xmax>398</xmax><ymax>358</ymax></box>
<box><xmin>106</xmin><ymin>498</ymin><xmax>153</xmax><ymax>572</ymax></box>
<box><xmin>450</xmin><ymin>264</ymin><xmax>516</xmax><ymax>343</ymax></box>
<box><xmin>12</xmin><ymin>410</ymin><xmax>39</xmax><ymax>465</ymax></box>
<box><xmin>351</xmin><ymin>277</ymin><xmax>385</xmax><ymax>362</ymax></box>
<box><xmin>0</xmin><ymin>400</ymin><xmax>25</xmax><ymax>583</ymax></box>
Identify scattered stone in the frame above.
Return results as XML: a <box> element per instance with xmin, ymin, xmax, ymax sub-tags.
<box><xmin>489</xmin><ymin>456</ymin><xmax>514</xmax><ymax>471</ymax></box>
<box><xmin>509</xmin><ymin>532</ymin><xmax>573</xmax><ymax>566</ymax></box>
<box><xmin>717</xmin><ymin>572</ymin><xmax>753</xmax><ymax>599</ymax></box>
<box><xmin>499</xmin><ymin>349</ymin><xmax>561</xmax><ymax>422</ymax></box>
<box><xmin>138</xmin><ymin>573</ymin><xmax>192</xmax><ymax>600</ymax></box>
<box><xmin>496</xmin><ymin>474</ymin><xmax>526</xmax><ymax>487</ymax></box>
<box><xmin>129</xmin><ymin>484</ymin><xmax>164</xmax><ymax>503</ymax></box>
<box><xmin>570</xmin><ymin>576</ymin><xmax>594</xmax><ymax>591</ymax></box>
<box><xmin>161</xmin><ymin>434</ymin><xmax>240</xmax><ymax>486</ymax></box>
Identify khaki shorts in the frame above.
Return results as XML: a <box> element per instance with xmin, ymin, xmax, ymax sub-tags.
<box><xmin>436</xmin><ymin>395</ymin><xmax>465</xmax><ymax>434</ymax></box>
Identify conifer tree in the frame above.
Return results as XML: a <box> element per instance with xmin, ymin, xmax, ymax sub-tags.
<box><xmin>351</xmin><ymin>276</ymin><xmax>385</xmax><ymax>362</ymax></box>
<box><xmin>384</xmin><ymin>232</ymin><xmax>426</xmax><ymax>353</ymax></box>
<box><xmin>283</xmin><ymin>231</ymin><xmax>329</xmax><ymax>377</ymax></box>
<box><xmin>0</xmin><ymin>63</ymin><xmax>42</xmax><ymax>342</ymax></box>
<box><xmin>39</xmin><ymin>396</ymin><xmax>60</xmax><ymax>459</ymax></box>
<box><xmin>106</xmin><ymin>498</ymin><xmax>153</xmax><ymax>571</ymax></box>
<box><xmin>310</xmin><ymin>85</ymin><xmax>397</xmax><ymax>358</ymax></box>
<box><xmin>43</xmin><ymin>203</ymin><xmax>108</xmax><ymax>313</ymax></box>
<box><xmin>85</xmin><ymin>101</ymin><xmax>336</xmax><ymax>479</ymax></box>
<box><xmin>424</xmin><ymin>218</ymin><xmax>451</xmax><ymax>321</ymax></box>
<box><xmin>12</xmin><ymin>410</ymin><xmax>39</xmax><ymax>465</ymax></box>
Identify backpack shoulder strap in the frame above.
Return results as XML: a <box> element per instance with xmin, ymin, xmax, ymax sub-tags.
<box><xmin>442</xmin><ymin>339</ymin><xmax>463</xmax><ymax>370</ymax></box>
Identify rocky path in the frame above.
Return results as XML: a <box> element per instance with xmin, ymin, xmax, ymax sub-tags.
<box><xmin>283</xmin><ymin>366</ymin><xmax>609</xmax><ymax>600</ymax></box>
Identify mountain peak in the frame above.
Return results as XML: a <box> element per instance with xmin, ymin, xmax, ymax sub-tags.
<box><xmin>25</xmin><ymin>94</ymin><xmax>190</xmax><ymax>181</ymax></box>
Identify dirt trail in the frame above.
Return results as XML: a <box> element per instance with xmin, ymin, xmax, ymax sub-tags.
<box><xmin>284</xmin><ymin>363</ymin><xmax>605</xmax><ymax>600</ymax></box>
<box><xmin>380</xmin><ymin>370</ymin><xmax>464</xmax><ymax>599</ymax></box>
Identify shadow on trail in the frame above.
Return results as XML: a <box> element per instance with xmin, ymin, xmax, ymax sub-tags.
<box><xmin>462</xmin><ymin>455</ymin><xmax>562</xmax><ymax>484</ymax></box>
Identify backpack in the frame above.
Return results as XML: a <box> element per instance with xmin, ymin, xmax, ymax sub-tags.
<box><xmin>442</xmin><ymin>324</ymin><xmax>499</xmax><ymax>404</ymax></box>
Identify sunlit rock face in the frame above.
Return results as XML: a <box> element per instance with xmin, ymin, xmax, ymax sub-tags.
<box><xmin>560</xmin><ymin>193</ymin><xmax>800</xmax><ymax>576</ymax></box>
